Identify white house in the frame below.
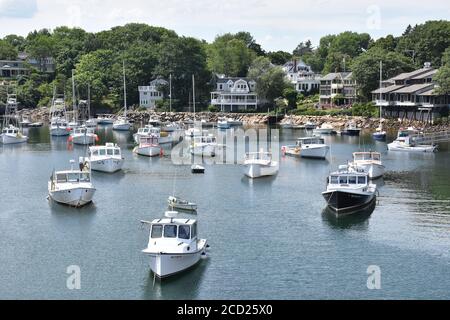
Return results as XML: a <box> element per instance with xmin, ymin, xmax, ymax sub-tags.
<box><xmin>283</xmin><ymin>59</ymin><xmax>321</xmax><ymax>94</ymax></box>
<box><xmin>138</xmin><ymin>79</ymin><xmax>168</xmax><ymax>109</ymax></box>
<box><xmin>210</xmin><ymin>76</ymin><xmax>258</xmax><ymax>112</ymax></box>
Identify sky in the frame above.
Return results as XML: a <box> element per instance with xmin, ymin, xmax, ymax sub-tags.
<box><xmin>0</xmin><ymin>0</ymin><xmax>449</xmax><ymax>52</ymax></box>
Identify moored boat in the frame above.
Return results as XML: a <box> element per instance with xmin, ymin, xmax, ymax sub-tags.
<box><xmin>141</xmin><ymin>211</ymin><xmax>208</xmax><ymax>278</ymax></box>
<box><xmin>48</xmin><ymin>158</ymin><xmax>96</xmax><ymax>208</ymax></box>
<box><xmin>281</xmin><ymin>136</ymin><xmax>329</xmax><ymax>159</ymax></box>
<box><xmin>243</xmin><ymin>151</ymin><xmax>279</xmax><ymax>178</ymax></box>
<box><xmin>69</xmin><ymin>126</ymin><xmax>98</xmax><ymax>145</ymax></box>
<box><xmin>88</xmin><ymin>143</ymin><xmax>124</xmax><ymax>173</ymax></box>
<box><xmin>388</xmin><ymin>128</ymin><xmax>437</xmax><ymax>152</ymax></box>
<box><xmin>322</xmin><ymin>165</ymin><xmax>377</xmax><ymax>215</ymax></box>
<box><xmin>313</xmin><ymin>123</ymin><xmax>335</xmax><ymax>135</ymax></box>
<box><xmin>168</xmin><ymin>196</ymin><xmax>197</xmax><ymax>211</ymax></box>
<box><xmin>349</xmin><ymin>152</ymin><xmax>385</xmax><ymax>179</ymax></box>
<box><xmin>133</xmin><ymin>136</ymin><xmax>162</xmax><ymax>157</ymax></box>
<box><xmin>189</xmin><ymin>134</ymin><xmax>217</xmax><ymax>157</ymax></box>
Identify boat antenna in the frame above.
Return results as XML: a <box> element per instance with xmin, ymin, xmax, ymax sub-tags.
<box><xmin>169</xmin><ymin>73</ymin><xmax>172</xmax><ymax>113</ymax></box>
<box><xmin>123</xmin><ymin>60</ymin><xmax>127</xmax><ymax>118</ymax></box>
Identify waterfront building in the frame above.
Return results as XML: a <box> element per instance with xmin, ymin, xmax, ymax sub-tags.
<box><xmin>319</xmin><ymin>72</ymin><xmax>357</xmax><ymax>108</ymax></box>
<box><xmin>283</xmin><ymin>59</ymin><xmax>321</xmax><ymax>94</ymax></box>
<box><xmin>371</xmin><ymin>63</ymin><xmax>449</xmax><ymax>122</ymax></box>
<box><xmin>210</xmin><ymin>75</ymin><xmax>258</xmax><ymax>112</ymax></box>
<box><xmin>139</xmin><ymin>79</ymin><xmax>168</xmax><ymax>109</ymax></box>
<box><xmin>0</xmin><ymin>52</ymin><xmax>55</xmax><ymax>78</ymax></box>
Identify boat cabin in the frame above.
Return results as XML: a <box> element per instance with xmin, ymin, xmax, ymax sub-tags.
<box><xmin>73</xmin><ymin>126</ymin><xmax>94</xmax><ymax>135</ymax></box>
<box><xmin>139</xmin><ymin>136</ymin><xmax>159</xmax><ymax>145</ymax></box>
<box><xmin>2</xmin><ymin>127</ymin><xmax>19</xmax><ymax>135</ymax></box>
<box><xmin>193</xmin><ymin>135</ymin><xmax>216</xmax><ymax>144</ymax></box>
<box><xmin>53</xmin><ymin>170</ymin><xmax>91</xmax><ymax>184</ymax></box>
<box><xmin>89</xmin><ymin>143</ymin><xmax>121</xmax><ymax>158</ymax></box>
<box><xmin>297</xmin><ymin>137</ymin><xmax>325</xmax><ymax>146</ymax></box>
<box><xmin>149</xmin><ymin>218</ymin><xmax>198</xmax><ymax>245</ymax></box>
<box><xmin>353</xmin><ymin>152</ymin><xmax>381</xmax><ymax>162</ymax></box>
<box><xmin>139</xmin><ymin>126</ymin><xmax>161</xmax><ymax>135</ymax></box>
<box><xmin>245</xmin><ymin>151</ymin><xmax>272</xmax><ymax>161</ymax></box>
<box><xmin>328</xmin><ymin>173</ymin><xmax>368</xmax><ymax>186</ymax></box>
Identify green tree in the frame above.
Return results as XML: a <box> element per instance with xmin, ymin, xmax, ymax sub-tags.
<box><xmin>435</xmin><ymin>47</ymin><xmax>450</xmax><ymax>94</ymax></box>
<box><xmin>293</xmin><ymin>40</ymin><xmax>313</xmax><ymax>56</ymax></box>
<box><xmin>207</xmin><ymin>34</ymin><xmax>256</xmax><ymax>77</ymax></box>
<box><xmin>351</xmin><ymin>48</ymin><xmax>414</xmax><ymax>100</ymax></box>
<box><xmin>0</xmin><ymin>39</ymin><xmax>18</xmax><ymax>60</ymax></box>
<box><xmin>283</xmin><ymin>87</ymin><xmax>298</xmax><ymax>109</ymax></box>
<box><xmin>267</xmin><ymin>51</ymin><xmax>292</xmax><ymax>65</ymax></box>
<box><xmin>248</xmin><ymin>56</ymin><xmax>291</xmax><ymax>106</ymax></box>
<box><xmin>396</xmin><ymin>20</ymin><xmax>450</xmax><ymax>67</ymax></box>
<box><xmin>26</xmin><ymin>33</ymin><xmax>57</xmax><ymax>72</ymax></box>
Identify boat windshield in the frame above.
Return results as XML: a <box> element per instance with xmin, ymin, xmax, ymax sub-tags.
<box><xmin>56</xmin><ymin>173</ymin><xmax>67</xmax><ymax>183</ymax></box>
<box><xmin>191</xmin><ymin>223</ymin><xmax>197</xmax><ymax>238</ymax></box>
<box><xmin>99</xmin><ymin>149</ymin><xmax>106</xmax><ymax>156</ymax></box>
<box><xmin>178</xmin><ymin>225</ymin><xmax>190</xmax><ymax>240</ymax></box>
<box><xmin>114</xmin><ymin>148</ymin><xmax>121</xmax><ymax>156</ymax></box>
<box><xmin>164</xmin><ymin>225</ymin><xmax>177</xmax><ymax>238</ymax></box>
<box><xmin>330</xmin><ymin>176</ymin><xmax>339</xmax><ymax>184</ymax></box>
<box><xmin>106</xmin><ymin>149</ymin><xmax>113</xmax><ymax>156</ymax></box>
<box><xmin>151</xmin><ymin>225</ymin><xmax>163</xmax><ymax>238</ymax></box>
<box><xmin>354</xmin><ymin>153</ymin><xmax>380</xmax><ymax>161</ymax></box>
<box><xmin>67</xmin><ymin>173</ymin><xmax>79</xmax><ymax>182</ymax></box>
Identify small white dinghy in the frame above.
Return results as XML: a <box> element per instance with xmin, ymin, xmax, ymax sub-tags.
<box><xmin>243</xmin><ymin>151</ymin><xmax>279</xmax><ymax>178</ymax></box>
<box><xmin>168</xmin><ymin>196</ymin><xmax>197</xmax><ymax>211</ymax></box>
<box><xmin>191</xmin><ymin>164</ymin><xmax>205</xmax><ymax>174</ymax></box>
<box><xmin>48</xmin><ymin>158</ymin><xmax>96</xmax><ymax>208</ymax></box>
<box><xmin>141</xmin><ymin>211</ymin><xmax>208</xmax><ymax>278</ymax></box>
<box><xmin>133</xmin><ymin>136</ymin><xmax>162</xmax><ymax>157</ymax></box>
<box><xmin>88</xmin><ymin>143</ymin><xmax>124</xmax><ymax>173</ymax></box>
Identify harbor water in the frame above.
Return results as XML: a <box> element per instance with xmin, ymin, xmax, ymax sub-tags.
<box><xmin>1</xmin><ymin>125</ymin><xmax>450</xmax><ymax>299</ymax></box>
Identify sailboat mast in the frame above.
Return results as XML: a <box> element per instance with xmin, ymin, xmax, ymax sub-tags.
<box><xmin>123</xmin><ymin>61</ymin><xmax>127</xmax><ymax>118</ymax></box>
<box><xmin>379</xmin><ymin>60</ymin><xmax>382</xmax><ymax>121</ymax></box>
<box><xmin>169</xmin><ymin>74</ymin><xmax>172</xmax><ymax>113</ymax></box>
<box><xmin>72</xmin><ymin>69</ymin><xmax>76</xmax><ymax>122</ymax></box>
<box><xmin>88</xmin><ymin>84</ymin><xmax>91</xmax><ymax>118</ymax></box>
<box><xmin>192</xmin><ymin>74</ymin><xmax>196</xmax><ymax>122</ymax></box>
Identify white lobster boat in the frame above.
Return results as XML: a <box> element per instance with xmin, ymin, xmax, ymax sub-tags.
<box><xmin>190</xmin><ymin>135</ymin><xmax>217</xmax><ymax>157</ymax></box>
<box><xmin>141</xmin><ymin>211</ymin><xmax>208</xmax><ymax>278</ymax></box>
<box><xmin>313</xmin><ymin>123</ymin><xmax>335</xmax><ymax>135</ymax></box>
<box><xmin>388</xmin><ymin>129</ymin><xmax>437</xmax><ymax>153</ymax></box>
<box><xmin>133</xmin><ymin>136</ymin><xmax>162</xmax><ymax>157</ymax></box>
<box><xmin>70</xmin><ymin>126</ymin><xmax>97</xmax><ymax>145</ymax></box>
<box><xmin>1</xmin><ymin>125</ymin><xmax>28</xmax><ymax>144</ymax></box>
<box><xmin>88</xmin><ymin>143</ymin><xmax>124</xmax><ymax>173</ymax></box>
<box><xmin>282</xmin><ymin>136</ymin><xmax>329</xmax><ymax>159</ymax></box>
<box><xmin>349</xmin><ymin>152</ymin><xmax>385</xmax><ymax>179</ymax></box>
<box><xmin>243</xmin><ymin>151</ymin><xmax>279</xmax><ymax>178</ymax></box>
<box><xmin>48</xmin><ymin>158</ymin><xmax>96</xmax><ymax>208</ymax></box>
<box><xmin>50</xmin><ymin>117</ymin><xmax>70</xmax><ymax>136</ymax></box>
<box><xmin>134</xmin><ymin>126</ymin><xmax>172</xmax><ymax>144</ymax></box>
<box><xmin>97</xmin><ymin>114</ymin><xmax>115</xmax><ymax>125</ymax></box>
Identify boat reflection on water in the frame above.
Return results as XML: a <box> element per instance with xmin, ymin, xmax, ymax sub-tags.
<box><xmin>143</xmin><ymin>257</ymin><xmax>210</xmax><ymax>300</ymax></box>
<box><xmin>322</xmin><ymin>198</ymin><xmax>376</xmax><ymax>230</ymax></box>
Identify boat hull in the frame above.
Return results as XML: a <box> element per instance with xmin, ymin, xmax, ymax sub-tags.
<box><xmin>133</xmin><ymin>145</ymin><xmax>162</xmax><ymax>157</ymax></box>
<box><xmin>322</xmin><ymin>190</ymin><xmax>375</xmax><ymax>214</ymax></box>
<box><xmin>355</xmin><ymin>163</ymin><xmax>385</xmax><ymax>179</ymax></box>
<box><xmin>284</xmin><ymin>145</ymin><xmax>329</xmax><ymax>159</ymax></box>
<box><xmin>144</xmin><ymin>241</ymin><xmax>207</xmax><ymax>278</ymax></box>
<box><xmin>313</xmin><ymin>129</ymin><xmax>334</xmax><ymax>135</ymax></box>
<box><xmin>90</xmin><ymin>158</ymin><xmax>124</xmax><ymax>173</ymax></box>
<box><xmin>50</xmin><ymin>127</ymin><xmax>70</xmax><ymax>136</ymax></box>
<box><xmin>372</xmin><ymin>133</ymin><xmax>386</xmax><ymax>141</ymax></box>
<box><xmin>243</xmin><ymin>163</ymin><xmax>279</xmax><ymax>178</ymax></box>
<box><xmin>387</xmin><ymin>142</ymin><xmax>436</xmax><ymax>153</ymax></box>
<box><xmin>48</xmin><ymin>186</ymin><xmax>96</xmax><ymax>208</ymax></box>
<box><xmin>72</xmin><ymin>135</ymin><xmax>97</xmax><ymax>145</ymax></box>
<box><xmin>1</xmin><ymin>134</ymin><xmax>28</xmax><ymax>144</ymax></box>
<box><xmin>112</xmin><ymin>123</ymin><xmax>131</xmax><ymax>131</ymax></box>
<box><xmin>341</xmin><ymin>129</ymin><xmax>361</xmax><ymax>136</ymax></box>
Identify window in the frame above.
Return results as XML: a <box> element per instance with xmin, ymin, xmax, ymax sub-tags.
<box><xmin>191</xmin><ymin>223</ymin><xmax>197</xmax><ymax>238</ymax></box>
<box><xmin>358</xmin><ymin>176</ymin><xmax>366</xmax><ymax>184</ymax></box>
<box><xmin>178</xmin><ymin>225</ymin><xmax>190</xmax><ymax>240</ymax></box>
<box><xmin>339</xmin><ymin>176</ymin><xmax>348</xmax><ymax>184</ymax></box>
<box><xmin>99</xmin><ymin>149</ymin><xmax>106</xmax><ymax>156</ymax></box>
<box><xmin>68</xmin><ymin>173</ymin><xmax>79</xmax><ymax>182</ymax></box>
<box><xmin>330</xmin><ymin>176</ymin><xmax>338</xmax><ymax>184</ymax></box>
<box><xmin>107</xmin><ymin>149</ymin><xmax>113</xmax><ymax>156</ymax></box>
<box><xmin>151</xmin><ymin>225</ymin><xmax>163</xmax><ymax>238</ymax></box>
<box><xmin>56</xmin><ymin>174</ymin><xmax>67</xmax><ymax>183</ymax></box>
<box><xmin>114</xmin><ymin>149</ymin><xmax>121</xmax><ymax>156</ymax></box>
<box><xmin>164</xmin><ymin>225</ymin><xmax>177</xmax><ymax>238</ymax></box>
<box><xmin>348</xmin><ymin>176</ymin><xmax>357</xmax><ymax>184</ymax></box>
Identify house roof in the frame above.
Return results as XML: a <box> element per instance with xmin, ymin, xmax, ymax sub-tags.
<box><xmin>390</xmin><ymin>68</ymin><xmax>434</xmax><ymax>81</ymax></box>
<box><xmin>216</xmin><ymin>77</ymin><xmax>254</xmax><ymax>84</ymax></box>
<box><xmin>411</xmin><ymin>69</ymin><xmax>437</xmax><ymax>80</ymax></box>
<box><xmin>391</xmin><ymin>83</ymin><xmax>434</xmax><ymax>94</ymax></box>
<box><xmin>371</xmin><ymin>85</ymin><xmax>405</xmax><ymax>94</ymax></box>
<box><xmin>320</xmin><ymin>72</ymin><xmax>352</xmax><ymax>81</ymax></box>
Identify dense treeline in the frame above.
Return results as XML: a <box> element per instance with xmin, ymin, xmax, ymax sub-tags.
<box><xmin>0</xmin><ymin>20</ymin><xmax>449</xmax><ymax>112</ymax></box>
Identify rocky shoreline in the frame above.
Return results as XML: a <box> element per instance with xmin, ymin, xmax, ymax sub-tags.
<box><xmin>16</xmin><ymin>107</ymin><xmax>450</xmax><ymax>132</ymax></box>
